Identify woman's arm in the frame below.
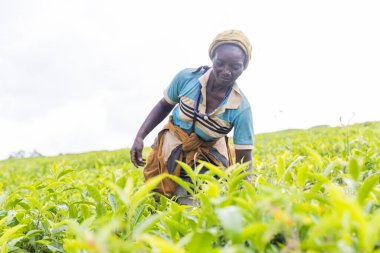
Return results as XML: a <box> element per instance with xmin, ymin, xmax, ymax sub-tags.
<box><xmin>235</xmin><ymin>149</ymin><xmax>253</xmax><ymax>182</ymax></box>
<box><xmin>130</xmin><ymin>98</ymin><xmax>175</xmax><ymax>167</ymax></box>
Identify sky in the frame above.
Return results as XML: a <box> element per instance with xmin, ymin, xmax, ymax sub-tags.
<box><xmin>0</xmin><ymin>0</ymin><xmax>379</xmax><ymax>160</ymax></box>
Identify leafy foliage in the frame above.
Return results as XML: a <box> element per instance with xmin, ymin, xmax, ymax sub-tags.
<box><xmin>0</xmin><ymin>122</ymin><xmax>379</xmax><ymax>252</ymax></box>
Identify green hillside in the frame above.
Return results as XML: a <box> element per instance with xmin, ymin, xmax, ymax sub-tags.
<box><xmin>1</xmin><ymin>122</ymin><xmax>379</xmax><ymax>252</ymax></box>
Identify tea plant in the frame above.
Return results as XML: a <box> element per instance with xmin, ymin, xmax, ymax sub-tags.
<box><xmin>0</xmin><ymin>122</ymin><xmax>379</xmax><ymax>252</ymax></box>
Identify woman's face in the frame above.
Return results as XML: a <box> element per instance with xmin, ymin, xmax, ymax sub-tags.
<box><xmin>211</xmin><ymin>44</ymin><xmax>245</xmax><ymax>87</ymax></box>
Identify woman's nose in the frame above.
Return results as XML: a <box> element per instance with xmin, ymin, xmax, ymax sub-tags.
<box><xmin>222</xmin><ymin>67</ymin><xmax>232</xmax><ymax>75</ymax></box>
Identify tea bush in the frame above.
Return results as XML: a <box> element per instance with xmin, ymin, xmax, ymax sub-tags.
<box><xmin>1</xmin><ymin>122</ymin><xmax>379</xmax><ymax>252</ymax></box>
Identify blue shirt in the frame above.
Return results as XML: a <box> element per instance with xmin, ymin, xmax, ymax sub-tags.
<box><xmin>164</xmin><ymin>67</ymin><xmax>254</xmax><ymax>150</ymax></box>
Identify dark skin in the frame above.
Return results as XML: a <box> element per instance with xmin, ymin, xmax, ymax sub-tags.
<box><xmin>130</xmin><ymin>98</ymin><xmax>174</xmax><ymax>167</ymax></box>
<box><xmin>130</xmin><ymin>44</ymin><xmax>252</xmax><ymax>180</ymax></box>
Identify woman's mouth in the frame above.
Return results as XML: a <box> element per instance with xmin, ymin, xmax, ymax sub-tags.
<box><xmin>219</xmin><ymin>75</ymin><xmax>231</xmax><ymax>81</ymax></box>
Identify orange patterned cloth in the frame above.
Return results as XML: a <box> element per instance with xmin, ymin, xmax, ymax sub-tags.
<box><xmin>143</xmin><ymin>117</ymin><xmax>234</xmax><ymax>197</ymax></box>
<box><xmin>208</xmin><ymin>29</ymin><xmax>252</xmax><ymax>69</ymax></box>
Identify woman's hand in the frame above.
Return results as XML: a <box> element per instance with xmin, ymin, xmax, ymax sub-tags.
<box><xmin>130</xmin><ymin>136</ymin><xmax>146</xmax><ymax>167</ymax></box>
<box><xmin>129</xmin><ymin>98</ymin><xmax>174</xmax><ymax>168</ymax></box>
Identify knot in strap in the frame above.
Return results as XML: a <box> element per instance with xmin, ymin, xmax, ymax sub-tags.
<box><xmin>182</xmin><ymin>132</ymin><xmax>216</xmax><ymax>152</ymax></box>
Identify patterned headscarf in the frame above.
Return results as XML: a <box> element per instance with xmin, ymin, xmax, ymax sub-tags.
<box><xmin>209</xmin><ymin>29</ymin><xmax>252</xmax><ymax>69</ymax></box>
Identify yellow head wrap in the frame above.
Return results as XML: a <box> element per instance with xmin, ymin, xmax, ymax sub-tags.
<box><xmin>208</xmin><ymin>29</ymin><xmax>252</xmax><ymax>69</ymax></box>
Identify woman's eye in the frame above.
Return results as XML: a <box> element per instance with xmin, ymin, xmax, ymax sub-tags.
<box><xmin>232</xmin><ymin>65</ymin><xmax>242</xmax><ymax>70</ymax></box>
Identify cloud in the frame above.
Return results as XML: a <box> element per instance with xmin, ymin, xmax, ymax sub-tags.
<box><xmin>1</xmin><ymin>0</ymin><xmax>380</xmax><ymax>160</ymax></box>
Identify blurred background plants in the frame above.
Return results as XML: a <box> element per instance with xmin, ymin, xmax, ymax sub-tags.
<box><xmin>0</xmin><ymin>122</ymin><xmax>379</xmax><ymax>252</ymax></box>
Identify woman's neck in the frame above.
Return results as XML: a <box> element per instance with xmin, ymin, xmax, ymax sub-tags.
<box><xmin>207</xmin><ymin>74</ymin><xmax>233</xmax><ymax>93</ymax></box>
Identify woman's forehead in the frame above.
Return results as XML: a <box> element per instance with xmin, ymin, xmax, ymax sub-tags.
<box><xmin>214</xmin><ymin>44</ymin><xmax>246</xmax><ymax>61</ymax></box>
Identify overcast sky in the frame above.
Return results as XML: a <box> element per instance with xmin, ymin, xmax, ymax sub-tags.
<box><xmin>1</xmin><ymin>0</ymin><xmax>379</xmax><ymax>160</ymax></box>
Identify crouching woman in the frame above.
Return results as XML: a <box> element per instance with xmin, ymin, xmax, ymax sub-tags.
<box><xmin>130</xmin><ymin>30</ymin><xmax>254</xmax><ymax>202</ymax></box>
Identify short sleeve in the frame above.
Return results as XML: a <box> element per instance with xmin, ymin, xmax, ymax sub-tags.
<box><xmin>233</xmin><ymin>107</ymin><xmax>254</xmax><ymax>150</ymax></box>
<box><xmin>163</xmin><ymin>70</ymin><xmax>187</xmax><ymax>105</ymax></box>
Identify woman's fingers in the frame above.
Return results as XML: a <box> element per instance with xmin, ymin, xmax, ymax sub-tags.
<box><xmin>131</xmin><ymin>150</ymin><xmax>146</xmax><ymax>167</ymax></box>
<box><xmin>137</xmin><ymin>158</ymin><xmax>146</xmax><ymax>167</ymax></box>
<box><xmin>130</xmin><ymin>150</ymin><xmax>138</xmax><ymax>167</ymax></box>
<box><xmin>136</xmin><ymin>150</ymin><xmax>143</xmax><ymax>166</ymax></box>
<box><xmin>131</xmin><ymin>138</ymin><xmax>145</xmax><ymax>167</ymax></box>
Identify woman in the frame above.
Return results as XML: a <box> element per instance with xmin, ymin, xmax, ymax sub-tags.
<box><xmin>130</xmin><ymin>30</ymin><xmax>254</xmax><ymax>200</ymax></box>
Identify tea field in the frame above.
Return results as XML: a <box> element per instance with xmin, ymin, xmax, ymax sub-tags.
<box><xmin>1</xmin><ymin>122</ymin><xmax>380</xmax><ymax>252</ymax></box>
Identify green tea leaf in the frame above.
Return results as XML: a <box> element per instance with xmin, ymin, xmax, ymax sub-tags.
<box><xmin>133</xmin><ymin>213</ymin><xmax>163</xmax><ymax>238</ymax></box>
<box><xmin>68</xmin><ymin>204</ymin><xmax>78</xmax><ymax>219</ymax></box>
<box><xmin>176</xmin><ymin>161</ymin><xmax>195</xmax><ymax>183</ymax></box>
<box><xmin>131</xmin><ymin>174</ymin><xmax>167</xmax><ymax>206</ymax></box>
<box><xmin>198</xmin><ymin>161</ymin><xmax>225</xmax><ymax>178</ymax></box>
<box><xmin>296</xmin><ymin>164</ymin><xmax>309</xmax><ymax>188</ymax></box>
<box><xmin>167</xmin><ymin>174</ymin><xmax>193</xmax><ymax>195</ymax></box>
<box><xmin>348</xmin><ymin>157</ymin><xmax>360</xmax><ymax>181</ymax></box>
<box><xmin>50</xmin><ymin>163</ymin><xmax>59</xmax><ymax>177</ymax></box>
<box><xmin>216</xmin><ymin>206</ymin><xmax>243</xmax><ymax>243</ymax></box>
<box><xmin>357</xmin><ymin>173</ymin><xmax>380</xmax><ymax>205</ymax></box>
<box><xmin>278</xmin><ymin>156</ymin><xmax>305</xmax><ymax>184</ymax></box>
<box><xmin>116</xmin><ymin>175</ymin><xmax>127</xmax><ymax>188</ymax></box>
<box><xmin>186</xmin><ymin>231</ymin><xmax>214</xmax><ymax>253</ymax></box>
<box><xmin>276</xmin><ymin>156</ymin><xmax>285</xmax><ymax>181</ymax></box>
<box><xmin>80</xmin><ymin>204</ymin><xmax>90</xmax><ymax>220</ymax></box>
<box><xmin>57</xmin><ymin>168</ymin><xmax>74</xmax><ymax>180</ymax></box>
<box><xmin>96</xmin><ymin>203</ymin><xmax>106</xmax><ymax>216</ymax></box>
<box><xmin>107</xmin><ymin>193</ymin><xmax>118</xmax><ymax>213</ymax></box>
<box><xmin>138</xmin><ymin>234</ymin><xmax>185</xmax><ymax>253</ymax></box>
<box><xmin>86</xmin><ymin>184</ymin><xmax>101</xmax><ymax>203</ymax></box>
<box><xmin>25</xmin><ymin>229</ymin><xmax>43</xmax><ymax>238</ymax></box>
<box><xmin>0</xmin><ymin>224</ymin><xmax>26</xmax><ymax>246</ymax></box>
